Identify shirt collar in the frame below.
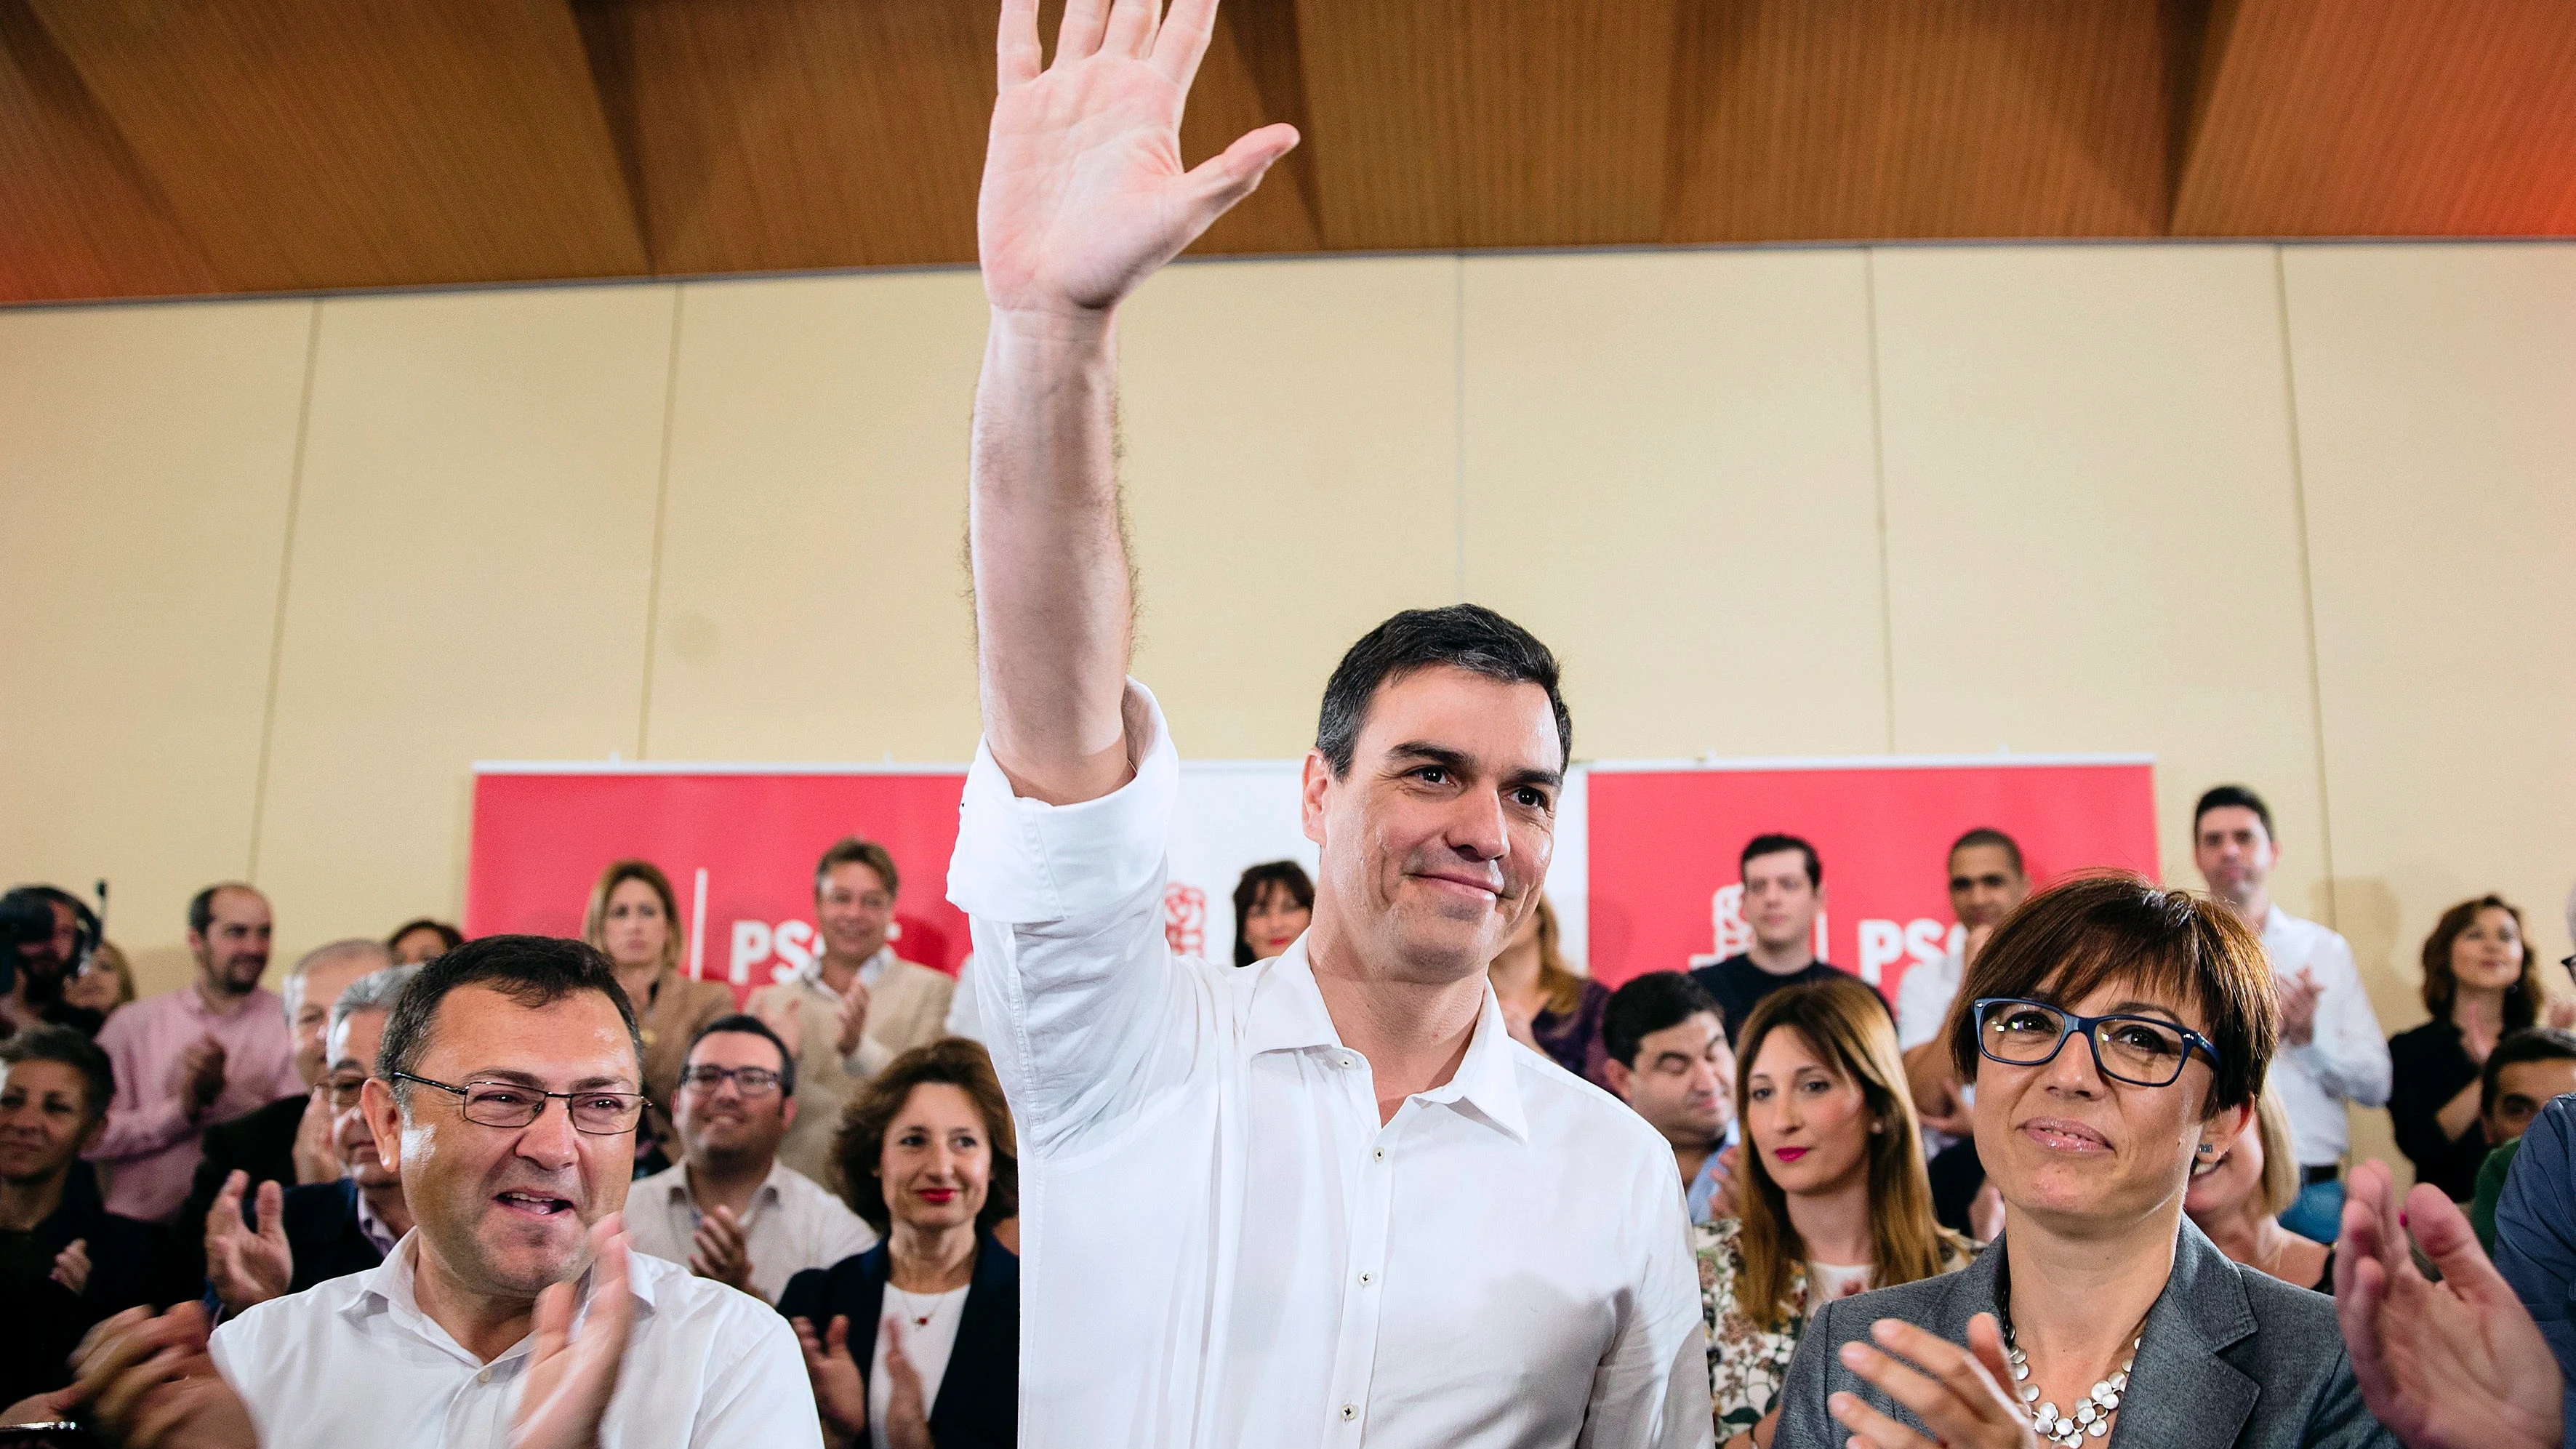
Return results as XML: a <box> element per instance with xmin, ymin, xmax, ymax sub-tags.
<box><xmin>794</xmin><ymin>944</ymin><xmax>896</xmax><ymax>990</ymax></box>
<box><xmin>1243</xmin><ymin>942</ymin><xmax>1529</xmax><ymax>1143</ymax></box>
<box><xmin>350</xmin><ymin>1228</ymin><xmax>662</xmax><ymax>1360</ymax></box>
<box><xmin>659</xmin><ymin>1161</ymin><xmax>787</xmax><ymax>1222</ymax></box>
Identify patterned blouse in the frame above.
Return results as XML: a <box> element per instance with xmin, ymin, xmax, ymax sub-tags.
<box><xmin>1694</xmin><ymin>1216</ymin><xmax>1976</xmax><ymax>1440</ymax></box>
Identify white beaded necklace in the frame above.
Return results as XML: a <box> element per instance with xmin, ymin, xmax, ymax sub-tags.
<box><xmin>2004</xmin><ymin>1322</ymin><xmax>2139</xmax><ymax>1448</ymax></box>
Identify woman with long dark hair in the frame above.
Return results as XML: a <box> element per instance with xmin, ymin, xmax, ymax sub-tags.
<box><xmin>2388</xmin><ymin>895</ymin><xmax>2568</xmax><ymax>1202</ymax></box>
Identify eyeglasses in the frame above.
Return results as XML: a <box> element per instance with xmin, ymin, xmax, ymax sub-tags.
<box><xmin>1970</xmin><ymin>998</ymin><xmax>2225</xmax><ymax>1088</ymax></box>
<box><xmin>390</xmin><ymin>1072</ymin><xmax>646</xmax><ymax>1135</ymax></box>
<box><xmin>324</xmin><ymin>1073</ymin><xmax>370</xmax><ymax>1111</ymax></box>
<box><xmin>678</xmin><ymin>1064</ymin><xmax>784</xmax><ymax>1097</ymax></box>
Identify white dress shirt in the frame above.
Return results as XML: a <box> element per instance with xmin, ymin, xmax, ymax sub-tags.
<box><xmin>624</xmin><ymin>1158</ymin><xmax>878</xmax><ymax>1304</ymax></box>
<box><xmin>1894</xmin><ymin>947</ymin><xmax>1964</xmax><ymax>1052</ymax></box>
<box><xmin>2259</xmin><ymin>906</ymin><xmax>2394</xmax><ymax>1167</ymax></box>
<box><xmin>208</xmin><ymin>1232</ymin><xmax>823</xmax><ymax>1449</ymax></box>
<box><xmin>948</xmin><ymin>680</ymin><xmax>1711</xmax><ymax>1449</ymax></box>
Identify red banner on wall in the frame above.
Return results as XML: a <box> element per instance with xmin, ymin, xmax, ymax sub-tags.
<box><xmin>465</xmin><ymin>767</ymin><xmax>972</xmax><ymax>1006</ymax></box>
<box><xmin>1582</xmin><ymin>757</ymin><xmax>2158</xmax><ymax>1006</ymax></box>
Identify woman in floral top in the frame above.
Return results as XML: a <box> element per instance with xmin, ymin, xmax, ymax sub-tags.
<box><xmin>1696</xmin><ymin>976</ymin><xmax>1974</xmax><ymax>1448</ymax></box>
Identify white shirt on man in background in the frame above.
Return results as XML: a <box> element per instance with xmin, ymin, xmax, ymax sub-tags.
<box><xmin>1894</xmin><ymin>947</ymin><xmax>1964</xmax><ymax>1053</ymax></box>
<box><xmin>207</xmin><ymin>1232</ymin><xmax>821</xmax><ymax>1449</ymax></box>
<box><xmin>623</xmin><ymin>1157</ymin><xmax>878</xmax><ymax>1304</ymax></box>
<box><xmin>949</xmin><ymin>681</ymin><xmax>1709</xmax><ymax>1449</ymax></box>
<box><xmin>2260</xmin><ymin>907</ymin><xmax>2392</xmax><ymax>1168</ymax></box>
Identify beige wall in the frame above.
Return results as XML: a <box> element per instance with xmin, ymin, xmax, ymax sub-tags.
<box><xmin>7</xmin><ymin>241</ymin><xmax>2572</xmax><ymax>1176</ymax></box>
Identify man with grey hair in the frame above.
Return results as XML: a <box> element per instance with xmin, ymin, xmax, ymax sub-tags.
<box><xmin>161</xmin><ymin>938</ymin><xmax>393</xmax><ymax>1305</ymax></box>
<box><xmin>204</xmin><ymin>963</ymin><xmax>420</xmax><ymax>1316</ymax></box>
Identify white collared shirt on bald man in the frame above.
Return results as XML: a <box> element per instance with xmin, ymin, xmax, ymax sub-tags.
<box><xmin>948</xmin><ymin>680</ymin><xmax>1710</xmax><ymax>1449</ymax></box>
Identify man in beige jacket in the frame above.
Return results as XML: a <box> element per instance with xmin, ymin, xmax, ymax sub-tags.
<box><xmin>747</xmin><ymin>838</ymin><xmax>955</xmax><ymax>1186</ymax></box>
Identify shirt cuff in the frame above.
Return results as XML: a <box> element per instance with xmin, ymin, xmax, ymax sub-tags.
<box><xmin>946</xmin><ymin>678</ymin><xmax>1180</xmax><ymax>927</ymax></box>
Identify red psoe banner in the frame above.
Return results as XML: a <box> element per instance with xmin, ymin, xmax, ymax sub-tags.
<box><xmin>1581</xmin><ymin>757</ymin><xmax>2159</xmax><ymax>1005</ymax></box>
<box><xmin>465</xmin><ymin>768</ymin><xmax>974</xmax><ymax>1005</ymax></box>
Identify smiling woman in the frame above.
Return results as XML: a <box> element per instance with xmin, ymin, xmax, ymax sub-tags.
<box><xmin>1768</xmin><ymin>874</ymin><xmax>2399</xmax><ymax>1449</ymax></box>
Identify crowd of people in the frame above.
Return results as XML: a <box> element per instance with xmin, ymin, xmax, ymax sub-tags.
<box><xmin>5</xmin><ymin>1</ymin><xmax>2570</xmax><ymax>1445</ymax></box>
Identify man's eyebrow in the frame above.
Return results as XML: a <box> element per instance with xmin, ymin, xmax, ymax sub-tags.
<box><xmin>458</xmin><ymin>1068</ymin><xmax>640</xmax><ymax>1091</ymax></box>
<box><xmin>1503</xmin><ymin>766</ymin><xmax>1565</xmax><ymax>793</ymax></box>
<box><xmin>1385</xmin><ymin>742</ymin><xmax>1472</xmax><ymax>771</ymax></box>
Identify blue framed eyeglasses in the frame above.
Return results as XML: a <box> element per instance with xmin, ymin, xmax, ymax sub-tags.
<box><xmin>1970</xmin><ymin>998</ymin><xmax>2223</xmax><ymax>1088</ymax></box>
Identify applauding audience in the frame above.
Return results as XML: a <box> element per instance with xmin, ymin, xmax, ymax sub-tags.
<box><xmin>1697</xmin><ymin>976</ymin><xmax>1968</xmax><ymax>1448</ymax></box>
<box><xmin>1497</xmin><ymin>896</ymin><xmax>1613</xmax><ymax>1086</ymax></box>
<box><xmin>583</xmin><ymin>859</ymin><xmax>734</xmax><ymax>1174</ymax></box>
<box><xmin>2389</xmin><ymin>896</ymin><xmax>2561</xmax><ymax>1202</ymax></box>
<box><xmin>783</xmin><ymin>1038</ymin><xmax>1019</xmax><ymax>1449</ymax></box>
<box><xmin>1773</xmin><ymin>873</ymin><xmax>2391</xmax><ymax>1449</ymax></box>
<box><xmin>1603</xmin><ymin>971</ymin><xmax>1738</xmax><ymax>1223</ymax></box>
<box><xmin>625</xmin><ymin>1015</ymin><xmax>876</xmax><ymax>1303</ymax></box>
<box><xmin>2186</xmin><ymin>1083</ymin><xmax>2335</xmax><ymax>1291</ymax></box>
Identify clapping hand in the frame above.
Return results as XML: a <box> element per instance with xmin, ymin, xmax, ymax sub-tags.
<box><xmin>791</xmin><ymin>1313</ymin><xmax>868</xmax><ymax>1448</ymax></box>
<box><xmin>1829</xmin><ymin>1315</ymin><xmax>2037</xmax><ymax>1449</ymax></box>
<box><xmin>2278</xmin><ymin>968</ymin><xmax>2324</xmax><ymax>1047</ymax></box>
<box><xmin>204</xmin><ymin>1171</ymin><xmax>294</xmax><ymax>1316</ymax></box>
<box><xmin>512</xmin><ymin>1215</ymin><xmax>637</xmax><ymax>1449</ymax></box>
<box><xmin>2335</xmin><ymin>1159</ymin><xmax>2560</xmax><ymax>1449</ymax></box>
<box><xmin>686</xmin><ymin>1205</ymin><xmax>755</xmax><ymax>1296</ymax></box>
<box><xmin>292</xmin><ymin>1084</ymin><xmax>342</xmax><ymax>1184</ymax></box>
<box><xmin>52</xmin><ymin>1236</ymin><xmax>90</xmax><ymax>1295</ymax></box>
<box><xmin>173</xmin><ymin>1037</ymin><xmax>228</xmax><ymax>1118</ymax></box>
<box><xmin>832</xmin><ymin>975</ymin><xmax>871</xmax><ymax>1061</ymax></box>
<box><xmin>979</xmin><ymin>0</ymin><xmax>1298</xmax><ymax>321</ymax></box>
<box><xmin>66</xmin><ymin>1303</ymin><xmax>260</xmax><ymax>1449</ymax></box>
<box><xmin>880</xmin><ymin>1314</ymin><xmax>934</xmax><ymax>1449</ymax></box>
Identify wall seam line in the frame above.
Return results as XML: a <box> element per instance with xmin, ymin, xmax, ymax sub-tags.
<box><xmin>244</xmin><ymin>299</ymin><xmax>324</xmax><ymax>880</ymax></box>
<box><xmin>1453</xmin><ymin>254</ymin><xmax>1467</xmax><ymax>602</ymax></box>
<box><xmin>635</xmin><ymin>284</ymin><xmax>686</xmax><ymax>760</ymax></box>
<box><xmin>1863</xmin><ymin>249</ymin><xmax>1899</xmax><ymax>755</ymax></box>
<box><xmin>2271</xmin><ymin>246</ymin><xmax>2338</xmax><ymax>927</ymax></box>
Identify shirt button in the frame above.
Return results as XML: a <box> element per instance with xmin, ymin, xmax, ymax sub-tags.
<box><xmin>476</xmin><ymin>1370</ymin><xmax>491</xmax><ymax>1384</ymax></box>
<box><xmin>1339</xmin><ymin>1055</ymin><xmax>1355</xmax><ymax>1069</ymax></box>
<box><xmin>1372</xmin><ymin>1147</ymin><xmax>1386</xmax><ymax>1161</ymax></box>
<box><xmin>1359</xmin><ymin>1271</ymin><xmax>1374</xmax><ymax>1285</ymax></box>
<box><xmin>1339</xmin><ymin>1404</ymin><xmax>1358</xmax><ymax>1421</ymax></box>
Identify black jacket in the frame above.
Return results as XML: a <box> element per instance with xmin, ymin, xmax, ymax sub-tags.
<box><xmin>777</xmin><ymin>1232</ymin><xmax>1019</xmax><ymax>1449</ymax></box>
<box><xmin>1</xmin><ymin>1162</ymin><xmax>162</xmax><ymax>1405</ymax></box>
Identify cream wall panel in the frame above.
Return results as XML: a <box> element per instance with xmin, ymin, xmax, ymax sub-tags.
<box><xmin>2284</xmin><ymin>243</ymin><xmax>2576</xmax><ymax>1028</ymax></box>
<box><xmin>1115</xmin><ymin>257</ymin><xmax>1460</xmax><ymax>757</ymax></box>
<box><xmin>0</xmin><ymin>300</ymin><xmax>311</xmax><ymax>992</ymax></box>
<box><xmin>1874</xmin><ymin>246</ymin><xmax>2327</xmax><ymax>902</ymax></box>
<box><xmin>644</xmin><ymin>273</ymin><xmax>988</xmax><ymax>762</ymax></box>
<box><xmin>1460</xmin><ymin>250</ymin><xmax>1886</xmax><ymax>759</ymax></box>
<box><xmin>252</xmin><ymin>286</ymin><xmax>677</xmax><ymax>958</ymax></box>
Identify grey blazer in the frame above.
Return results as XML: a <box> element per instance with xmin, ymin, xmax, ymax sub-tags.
<box><xmin>1770</xmin><ymin>1219</ymin><xmax>2396</xmax><ymax>1449</ymax></box>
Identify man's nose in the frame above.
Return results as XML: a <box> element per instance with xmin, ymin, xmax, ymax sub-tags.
<box><xmin>515</xmin><ymin>1098</ymin><xmax>583</xmax><ymax>1167</ymax></box>
<box><xmin>1447</xmin><ymin>792</ymin><xmax>1509</xmax><ymax>862</ymax></box>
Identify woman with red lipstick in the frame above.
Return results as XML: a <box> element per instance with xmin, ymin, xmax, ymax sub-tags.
<box><xmin>1771</xmin><ymin>875</ymin><xmax>2398</xmax><ymax>1449</ymax></box>
<box><xmin>1696</xmin><ymin>976</ymin><xmax>1970</xmax><ymax>1448</ymax></box>
<box><xmin>1229</xmin><ymin>861</ymin><xmax>1313</xmax><ymax>967</ymax></box>
<box><xmin>782</xmin><ymin>1039</ymin><xmax>1019</xmax><ymax>1449</ymax></box>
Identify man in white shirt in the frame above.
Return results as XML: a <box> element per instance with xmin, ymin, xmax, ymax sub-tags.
<box><xmin>626</xmin><ymin>1014</ymin><xmax>876</xmax><ymax>1303</ymax></box>
<box><xmin>955</xmin><ymin>4</ymin><xmax>1708</xmax><ymax>1444</ymax></box>
<box><xmin>200</xmin><ymin>935</ymin><xmax>819</xmax><ymax>1449</ymax></box>
<box><xmin>2195</xmin><ymin>784</ymin><xmax>2392</xmax><ymax>1243</ymax></box>
<box><xmin>1897</xmin><ymin>829</ymin><xmax>2030</xmax><ymax>1137</ymax></box>
<box><xmin>749</xmin><ymin>838</ymin><xmax>958</xmax><ymax>1183</ymax></box>
<box><xmin>1602</xmin><ymin>972</ymin><xmax>1740</xmax><ymax>1224</ymax></box>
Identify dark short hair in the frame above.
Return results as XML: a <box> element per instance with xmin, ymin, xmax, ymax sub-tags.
<box><xmin>1946</xmin><ymin>872</ymin><xmax>2274</xmax><ymax>1117</ymax></box>
<box><xmin>2420</xmin><ymin>896</ymin><xmax>2542</xmax><ymax>1031</ymax></box>
<box><xmin>0</xmin><ymin>1025</ymin><xmax>113</xmax><ymax>1123</ymax></box>
<box><xmin>2193</xmin><ymin>785</ymin><xmax>2274</xmax><ymax>840</ymax></box>
<box><xmin>2482</xmin><ymin>1028</ymin><xmax>2576</xmax><ymax>1118</ymax></box>
<box><xmin>386</xmin><ymin>918</ymin><xmax>464</xmax><ymax>957</ymax></box>
<box><xmin>815</xmin><ymin>838</ymin><xmax>899</xmax><ymax>899</ymax></box>
<box><xmin>1741</xmin><ymin>834</ymin><xmax>1821</xmax><ymax>888</ymax></box>
<box><xmin>377</xmin><ymin>936</ymin><xmax>645</xmax><ymax>1105</ymax></box>
<box><xmin>1949</xmin><ymin>828</ymin><xmax>2025</xmax><ymax>878</ymax></box>
<box><xmin>686</xmin><ymin>1013</ymin><xmax>797</xmax><ymax>1098</ymax></box>
<box><xmin>832</xmin><ymin>1038</ymin><xmax>1019</xmax><ymax>1236</ymax></box>
<box><xmin>188</xmin><ymin>882</ymin><xmax>260</xmax><ymax>936</ymax></box>
<box><xmin>1603</xmin><ymin>971</ymin><xmax>1723</xmax><ymax>1069</ymax></box>
<box><xmin>1232</xmin><ymin>861</ymin><xmax>1315</xmax><ymax>968</ymax></box>
<box><xmin>1315</xmin><ymin>604</ymin><xmax>1570</xmax><ymax>778</ymax></box>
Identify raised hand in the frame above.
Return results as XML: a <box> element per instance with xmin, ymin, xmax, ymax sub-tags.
<box><xmin>2335</xmin><ymin>1159</ymin><xmax>2560</xmax><ymax>1449</ymax></box>
<box><xmin>52</xmin><ymin>1236</ymin><xmax>91</xmax><ymax>1295</ymax></box>
<box><xmin>753</xmin><ymin>994</ymin><xmax>806</xmax><ymax>1061</ymax></box>
<box><xmin>182</xmin><ymin>1038</ymin><xmax>229</xmax><ymax>1117</ymax></box>
<box><xmin>69</xmin><ymin>1303</ymin><xmax>258</xmax><ymax>1449</ymax></box>
<box><xmin>880</xmin><ymin>1315</ymin><xmax>935</xmax><ymax>1449</ymax></box>
<box><xmin>1706</xmin><ymin>1143</ymin><xmax>1744</xmax><ymax>1221</ymax></box>
<box><xmin>687</xmin><ymin>1205</ymin><xmax>755</xmax><ymax>1296</ymax></box>
<box><xmin>1829</xmin><ymin>1315</ymin><xmax>2037</xmax><ymax>1449</ymax></box>
<box><xmin>292</xmin><ymin>1083</ymin><xmax>342</xmax><ymax>1184</ymax></box>
<box><xmin>792</xmin><ymin>1313</ymin><xmax>868</xmax><ymax>1445</ymax></box>
<box><xmin>832</xmin><ymin>976</ymin><xmax>871</xmax><ymax>1061</ymax></box>
<box><xmin>2278</xmin><ymin>968</ymin><xmax>2323</xmax><ymax>1048</ymax></box>
<box><xmin>979</xmin><ymin>0</ymin><xmax>1298</xmax><ymax>320</ymax></box>
<box><xmin>513</xmin><ymin>1215</ymin><xmax>636</xmax><ymax>1449</ymax></box>
<box><xmin>205</xmin><ymin>1171</ymin><xmax>294</xmax><ymax>1316</ymax></box>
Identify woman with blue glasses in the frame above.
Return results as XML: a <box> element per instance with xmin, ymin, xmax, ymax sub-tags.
<box><xmin>1769</xmin><ymin>872</ymin><xmax>2396</xmax><ymax>1449</ymax></box>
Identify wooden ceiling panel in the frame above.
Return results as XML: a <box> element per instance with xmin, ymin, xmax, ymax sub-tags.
<box><xmin>1293</xmin><ymin>0</ymin><xmax>1469</xmax><ymax>250</ymax></box>
<box><xmin>582</xmin><ymin>0</ymin><xmax>992</xmax><ymax>274</ymax></box>
<box><xmin>1664</xmin><ymin>0</ymin><xmax>2194</xmax><ymax>243</ymax></box>
<box><xmin>25</xmin><ymin>0</ymin><xmax>645</xmax><ymax>292</ymax></box>
<box><xmin>2175</xmin><ymin>0</ymin><xmax>2576</xmax><ymax>236</ymax></box>
<box><xmin>0</xmin><ymin>0</ymin><xmax>220</xmax><ymax>301</ymax></box>
<box><xmin>1180</xmin><ymin>0</ymin><xmax>1323</xmax><ymax>256</ymax></box>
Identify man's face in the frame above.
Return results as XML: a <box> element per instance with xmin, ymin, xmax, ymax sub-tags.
<box><xmin>327</xmin><ymin>1008</ymin><xmax>400</xmax><ymax>1191</ymax></box>
<box><xmin>816</xmin><ymin>862</ymin><xmax>894</xmax><ymax>963</ymax></box>
<box><xmin>1948</xmin><ymin>844</ymin><xmax>2029</xmax><ymax>934</ymax></box>
<box><xmin>12</xmin><ymin>900</ymin><xmax>77</xmax><ymax>995</ymax></box>
<box><xmin>190</xmin><ymin>888</ymin><xmax>273</xmax><ymax>998</ymax></box>
<box><xmin>2485</xmin><ymin>1059</ymin><xmax>2576</xmax><ymax>1147</ymax></box>
<box><xmin>1606</xmin><ymin>1011</ymin><xmax>1735</xmax><ymax>1149</ymax></box>
<box><xmin>1741</xmin><ymin>849</ymin><xmax>1821</xmax><ymax>956</ymax></box>
<box><xmin>1301</xmin><ymin>667</ymin><xmax>1562</xmax><ymax>983</ymax></box>
<box><xmin>673</xmin><ymin>1029</ymin><xmax>796</xmax><ymax>1170</ymax></box>
<box><xmin>285</xmin><ymin>955</ymin><xmax>382</xmax><ymax>1089</ymax></box>
<box><xmin>362</xmin><ymin>984</ymin><xmax>638</xmax><ymax>1301</ymax></box>
<box><xmin>0</xmin><ymin>1059</ymin><xmax>100</xmax><ymax>1184</ymax></box>
<box><xmin>2193</xmin><ymin>807</ymin><xmax>2275</xmax><ymax>908</ymax></box>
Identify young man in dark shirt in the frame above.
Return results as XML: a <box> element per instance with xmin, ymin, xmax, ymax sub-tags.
<box><xmin>1689</xmin><ymin>833</ymin><xmax>1885</xmax><ymax>1043</ymax></box>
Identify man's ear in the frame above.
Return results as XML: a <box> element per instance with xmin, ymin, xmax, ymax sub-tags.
<box><xmin>1602</xmin><ymin>1058</ymin><xmax>1635</xmax><ymax>1104</ymax></box>
<box><xmin>361</xmin><ymin>1075</ymin><xmax>406</xmax><ymax>1172</ymax></box>
<box><xmin>1299</xmin><ymin>750</ymin><xmax>1333</xmax><ymax>850</ymax></box>
<box><xmin>779</xmin><ymin>1093</ymin><xmax>799</xmax><ymax>1133</ymax></box>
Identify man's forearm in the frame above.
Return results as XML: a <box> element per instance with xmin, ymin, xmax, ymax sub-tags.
<box><xmin>969</xmin><ymin>310</ymin><xmax>1135</xmax><ymax>806</ymax></box>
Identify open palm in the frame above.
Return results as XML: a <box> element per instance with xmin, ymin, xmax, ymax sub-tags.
<box><xmin>979</xmin><ymin>0</ymin><xmax>1296</xmax><ymax>317</ymax></box>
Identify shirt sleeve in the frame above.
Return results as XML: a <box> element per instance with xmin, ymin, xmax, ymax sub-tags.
<box><xmin>944</xmin><ymin>680</ymin><xmax>1203</xmax><ymax>1159</ymax></box>
<box><xmin>1581</xmin><ymin>1155</ymin><xmax>1717</xmax><ymax>1448</ymax></box>
<box><xmin>2285</xmin><ymin>931</ymin><xmax>2392</xmax><ymax>1109</ymax></box>
<box><xmin>84</xmin><ymin>1008</ymin><xmax>198</xmax><ymax>1164</ymax></box>
<box><xmin>687</xmin><ymin>1308</ymin><xmax>827</xmax><ymax>1449</ymax></box>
